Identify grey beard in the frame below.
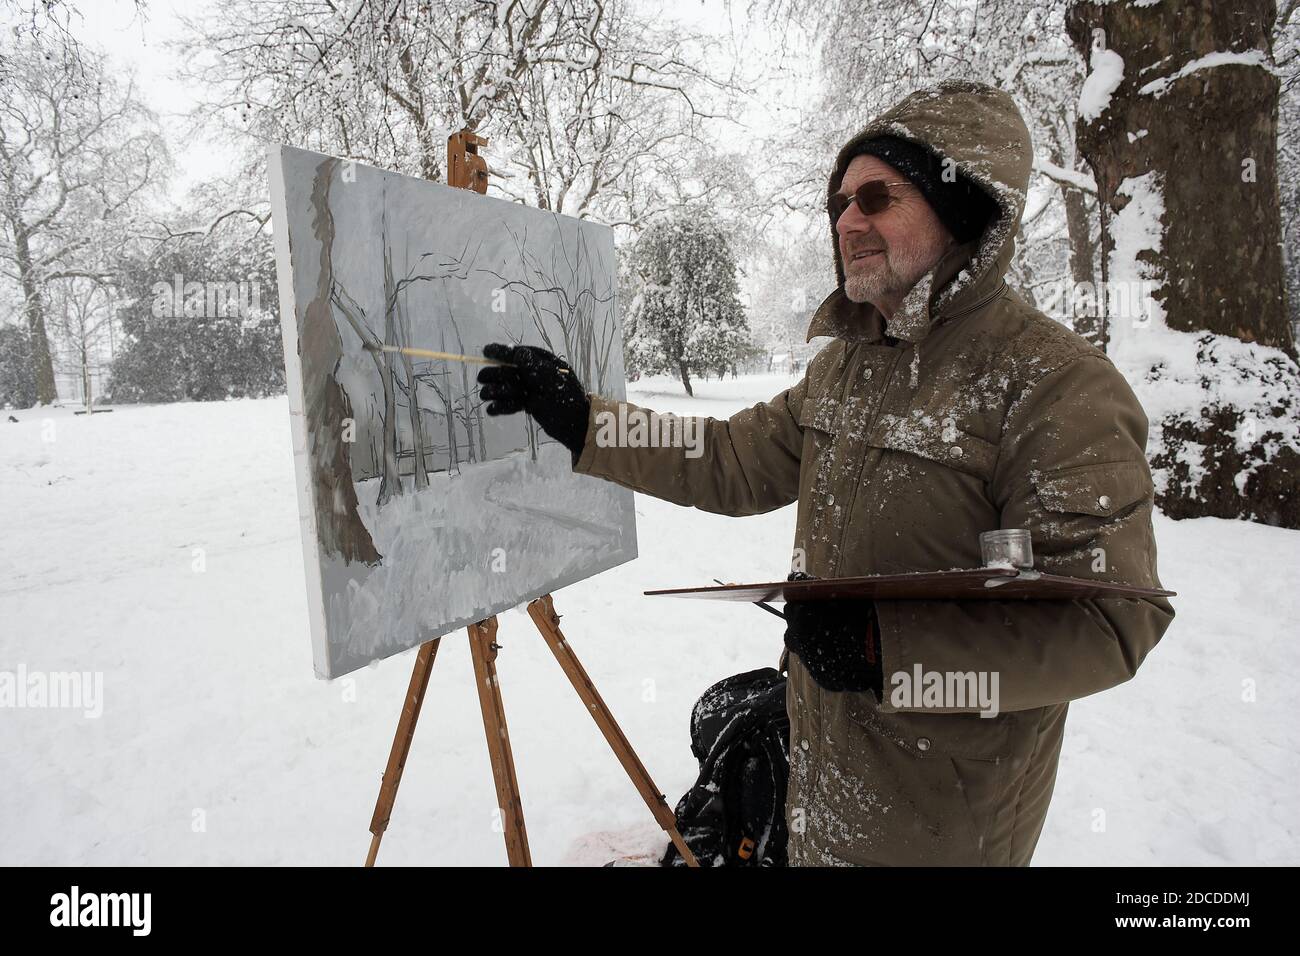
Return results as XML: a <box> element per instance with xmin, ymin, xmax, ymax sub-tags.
<box><xmin>843</xmin><ymin>245</ymin><xmax>935</xmax><ymax>304</ymax></box>
<box><xmin>844</xmin><ymin>271</ymin><xmax>906</xmax><ymax>304</ymax></box>
<box><xmin>844</xmin><ymin>273</ymin><xmax>882</xmax><ymax>303</ymax></box>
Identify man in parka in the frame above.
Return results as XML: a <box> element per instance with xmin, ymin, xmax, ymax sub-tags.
<box><xmin>477</xmin><ymin>80</ymin><xmax>1174</xmax><ymax>866</ymax></box>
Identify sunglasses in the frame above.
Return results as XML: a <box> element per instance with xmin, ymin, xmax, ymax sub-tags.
<box><xmin>828</xmin><ymin>180</ymin><xmax>913</xmax><ymax>223</ymax></box>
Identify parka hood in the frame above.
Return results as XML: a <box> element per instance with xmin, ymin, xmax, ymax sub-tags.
<box><xmin>808</xmin><ymin>80</ymin><xmax>1033</xmax><ymax>344</ymax></box>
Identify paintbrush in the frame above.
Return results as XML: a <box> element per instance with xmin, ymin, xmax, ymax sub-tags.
<box><xmin>713</xmin><ymin>578</ymin><xmax>787</xmax><ymax>620</ymax></box>
<box><xmin>366</xmin><ymin>343</ymin><xmax>569</xmax><ymax>374</ymax></box>
<box><xmin>369</xmin><ymin>344</ymin><xmax>511</xmax><ymax>366</ymax></box>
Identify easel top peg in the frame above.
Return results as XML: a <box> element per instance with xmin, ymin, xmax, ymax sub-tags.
<box><xmin>447</xmin><ymin>129</ymin><xmax>489</xmax><ymax>194</ymax></box>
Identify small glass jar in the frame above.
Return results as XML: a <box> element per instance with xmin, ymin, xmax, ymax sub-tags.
<box><xmin>980</xmin><ymin>529</ymin><xmax>1034</xmax><ymax>570</ymax></box>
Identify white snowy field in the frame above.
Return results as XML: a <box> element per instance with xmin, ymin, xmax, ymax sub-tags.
<box><xmin>1</xmin><ymin>371</ymin><xmax>1297</xmax><ymax>866</ymax></box>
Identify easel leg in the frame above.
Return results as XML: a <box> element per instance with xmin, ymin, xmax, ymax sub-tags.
<box><xmin>527</xmin><ymin>594</ymin><xmax>700</xmax><ymax>867</ymax></box>
<box><xmin>468</xmin><ymin>616</ymin><xmax>533</xmax><ymax>866</ymax></box>
<box><xmin>366</xmin><ymin>637</ymin><xmax>441</xmax><ymax>867</ymax></box>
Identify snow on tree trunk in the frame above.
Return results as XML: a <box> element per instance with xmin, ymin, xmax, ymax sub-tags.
<box><xmin>1067</xmin><ymin>0</ymin><xmax>1300</xmax><ymax>528</ymax></box>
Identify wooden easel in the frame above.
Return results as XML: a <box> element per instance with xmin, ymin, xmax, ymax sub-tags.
<box><xmin>363</xmin><ymin>132</ymin><xmax>698</xmax><ymax>868</ymax></box>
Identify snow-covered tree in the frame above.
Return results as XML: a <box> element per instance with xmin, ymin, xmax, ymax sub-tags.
<box><xmin>625</xmin><ymin>207</ymin><xmax>750</xmax><ymax>396</ymax></box>
<box><xmin>1067</xmin><ymin>0</ymin><xmax>1300</xmax><ymax>528</ymax></box>
<box><xmin>47</xmin><ymin>277</ymin><xmax>114</xmax><ymax>413</ymax></box>
<box><xmin>759</xmin><ymin>0</ymin><xmax>1103</xmax><ymax>338</ymax></box>
<box><xmin>182</xmin><ymin>0</ymin><xmax>733</xmax><ymax>229</ymax></box>
<box><xmin>107</xmin><ymin>223</ymin><xmax>282</xmax><ymax>404</ymax></box>
<box><xmin>746</xmin><ymin>237</ymin><xmax>836</xmax><ymax>354</ymax></box>
<box><xmin>0</xmin><ymin>34</ymin><xmax>166</xmax><ymax>405</ymax></box>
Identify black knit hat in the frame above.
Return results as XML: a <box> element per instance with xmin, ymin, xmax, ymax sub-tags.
<box><xmin>847</xmin><ymin>135</ymin><xmax>998</xmax><ymax>244</ymax></box>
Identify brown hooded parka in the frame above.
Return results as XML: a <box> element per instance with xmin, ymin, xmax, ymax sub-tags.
<box><xmin>573</xmin><ymin>80</ymin><xmax>1174</xmax><ymax>866</ymax></box>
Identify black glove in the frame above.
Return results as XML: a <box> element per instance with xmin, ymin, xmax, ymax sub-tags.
<box><xmin>782</xmin><ymin>573</ymin><xmax>883</xmax><ymax>695</ymax></box>
<box><xmin>477</xmin><ymin>343</ymin><xmax>591</xmax><ymax>463</ymax></box>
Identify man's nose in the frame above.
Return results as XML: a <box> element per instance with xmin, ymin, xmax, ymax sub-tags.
<box><xmin>836</xmin><ymin>200</ymin><xmax>869</xmax><ymax>241</ymax></box>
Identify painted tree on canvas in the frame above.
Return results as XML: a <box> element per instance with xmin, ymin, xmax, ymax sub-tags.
<box><xmin>481</xmin><ymin>215</ymin><xmax>617</xmax><ymax>458</ymax></box>
<box><xmin>301</xmin><ymin>158</ymin><xmax>382</xmax><ymax>564</ymax></box>
<box><xmin>330</xmin><ymin>207</ymin><xmax>491</xmax><ymax>492</ymax></box>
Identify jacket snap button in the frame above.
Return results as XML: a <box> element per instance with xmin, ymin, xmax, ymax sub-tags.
<box><xmin>862</xmin><ymin>366</ymin><xmax>874</xmax><ymax>381</ymax></box>
<box><xmin>827</xmin><ymin>494</ymin><xmax>835</xmax><ymax>506</ymax></box>
<box><xmin>800</xmin><ymin>739</ymin><xmax>810</xmax><ymax>752</ymax></box>
<box><xmin>1098</xmin><ymin>494</ymin><xmax>1112</xmax><ymax>510</ymax></box>
<box><xmin>948</xmin><ymin>445</ymin><xmax>964</xmax><ymax>459</ymax></box>
<box><xmin>916</xmin><ymin>737</ymin><xmax>932</xmax><ymax>752</ymax></box>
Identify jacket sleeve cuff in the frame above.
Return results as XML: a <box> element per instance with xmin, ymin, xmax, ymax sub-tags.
<box><xmin>573</xmin><ymin>393</ymin><xmax>614</xmax><ymax>476</ymax></box>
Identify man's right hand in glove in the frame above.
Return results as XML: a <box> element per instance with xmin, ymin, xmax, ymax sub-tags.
<box><xmin>476</xmin><ymin>343</ymin><xmax>592</xmax><ymax>465</ymax></box>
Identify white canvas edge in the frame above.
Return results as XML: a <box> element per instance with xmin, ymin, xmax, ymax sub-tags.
<box><xmin>267</xmin><ymin>144</ymin><xmax>334</xmax><ymax>679</ymax></box>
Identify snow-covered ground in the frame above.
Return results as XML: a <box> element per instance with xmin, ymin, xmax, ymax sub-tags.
<box><xmin>2</xmin><ymin>372</ymin><xmax>1297</xmax><ymax>865</ymax></box>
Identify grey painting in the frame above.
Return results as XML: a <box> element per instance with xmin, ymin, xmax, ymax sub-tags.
<box><xmin>268</xmin><ymin>145</ymin><xmax>637</xmax><ymax>679</ymax></box>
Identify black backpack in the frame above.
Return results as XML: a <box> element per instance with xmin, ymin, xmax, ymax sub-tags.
<box><xmin>660</xmin><ymin>667</ymin><xmax>790</xmax><ymax>867</ymax></box>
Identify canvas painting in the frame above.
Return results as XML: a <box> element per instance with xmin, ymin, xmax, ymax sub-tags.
<box><xmin>268</xmin><ymin>146</ymin><xmax>638</xmax><ymax>679</ymax></box>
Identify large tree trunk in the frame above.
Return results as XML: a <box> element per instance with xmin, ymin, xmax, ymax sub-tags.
<box><xmin>15</xmin><ymin>230</ymin><xmax>57</xmax><ymax>405</ymax></box>
<box><xmin>1069</xmin><ymin>1</ymin><xmax>1291</xmax><ymax>351</ymax></box>
<box><xmin>1067</xmin><ymin>0</ymin><xmax>1300</xmax><ymax>528</ymax></box>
